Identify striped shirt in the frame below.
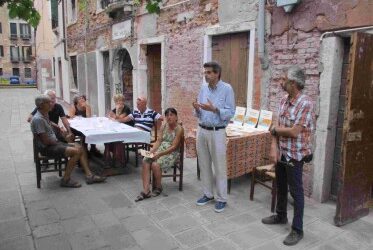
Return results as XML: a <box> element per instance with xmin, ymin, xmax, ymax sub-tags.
<box><xmin>128</xmin><ymin>108</ymin><xmax>161</xmax><ymax>132</ymax></box>
<box><xmin>278</xmin><ymin>93</ymin><xmax>315</xmax><ymax>161</ymax></box>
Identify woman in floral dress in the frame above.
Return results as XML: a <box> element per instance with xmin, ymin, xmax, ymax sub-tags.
<box><xmin>136</xmin><ymin>108</ymin><xmax>184</xmax><ymax>201</ymax></box>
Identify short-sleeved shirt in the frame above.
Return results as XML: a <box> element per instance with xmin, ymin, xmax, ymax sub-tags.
<box><xmin>31</xmin><ymin>103</ymin><xmax>65</xmax><ymax>125</ymax></box>
<box><xmin>127</xmin><ymin>108</ymin><xmax>161</xmax><ymax>132</ymax></box>
<box><xmin>31</xmin><ymin>111</ymin><xmax>58</xmax><ymax>150</ymax></box>
<box><xmin>112</xmin><ymin>105</ymin><xmax>134</xmax><ymax>127</ymax></box>
<box><xmin>278</xmin><ymin>93</ymin><xmax>315</xmax><ymax>161</ymax></box>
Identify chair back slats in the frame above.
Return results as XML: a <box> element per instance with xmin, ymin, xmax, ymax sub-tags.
<box><xmin>32</xmin><ymin>133</ymin><xmax>68</xmax><ymax>188</ymax></box>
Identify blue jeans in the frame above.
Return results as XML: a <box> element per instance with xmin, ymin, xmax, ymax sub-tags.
<box><xmin>276</xmin><ymin>155</ymin><xmax>304</xmax><ymax>232</ymax></box>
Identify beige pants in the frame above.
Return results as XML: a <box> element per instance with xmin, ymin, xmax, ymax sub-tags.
<box><xmin>196</xmin><ymin>127</ymin><xmax>227</xmax><ymax>202</ymax></box>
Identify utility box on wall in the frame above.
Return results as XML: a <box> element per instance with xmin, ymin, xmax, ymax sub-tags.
<box><xmin>277</xmin><ymin>0</ymin><xmax>301</xmax><ymax>13</ymax></box>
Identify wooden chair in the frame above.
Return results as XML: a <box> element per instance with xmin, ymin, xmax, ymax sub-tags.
<box><xmin>249</xmin><ymin>164</ymin><xmax>277</xmax><ymax>212</ymax></box>
<box><xmin>152</xmin><ymin>125</ymin><xmax>185</xmax><ymax>191</ymax></box>
<box><xmin>124</xmin><ymin>120</ymin><xmax>158</xmax><ymax>167</ymax></box>
<box><xmin>33</xmin><ymin>135</ymin><xmax>68</xmax><ymax>188</ymax></box>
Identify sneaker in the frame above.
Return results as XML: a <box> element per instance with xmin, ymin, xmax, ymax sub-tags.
<box><xmin>214</xmin><ymin>201</ymin><xmax>227</xmax><ymax>213</ymax></box>
<box><xmin>261</xmin><ymin>215</ymin><xmax>288</xmax><ymax>225</ymax></box>
<box><xmin>283</xmin><ymin>229</ymin><xmax>303</xmax><ymax>246</ymax></box>
<box><xmin>196</xmin><ymin>195</ymin><xmax>214</xmax><ymax>206</ymax></box>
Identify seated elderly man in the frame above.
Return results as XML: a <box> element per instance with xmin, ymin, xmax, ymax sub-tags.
<box><xmin>121</xmin><ymin>96</ymin><xmax>163</xmax><ymax>131</ymax></box>
<box><xmin>31</xmin><ymin>95</ymin><xmax>106</xmax><ymax>188</ymax></box>
<box><xmin>27</xmin><ymin>90</ymin><xmax>74</xmax><ymax>143</ymax></box>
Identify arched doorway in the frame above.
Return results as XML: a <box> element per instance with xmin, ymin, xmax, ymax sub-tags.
<box><xmin>112</xmin><ymin>48</ymin><xmax>133</xmax><ymax>109</ymax></box>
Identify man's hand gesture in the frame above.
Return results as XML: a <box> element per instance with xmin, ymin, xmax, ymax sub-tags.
<box><xmin>199</xmin><ymin>99</ymin><xmax>217</xmax><ymax>113</ymax></box>
<box><xmin>192</xmin><ymin>98</ymin><xmax>200</xmax><ymax>111</ymax></box>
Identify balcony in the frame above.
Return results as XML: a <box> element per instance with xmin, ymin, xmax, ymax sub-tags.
<box><xmin>101</xmin><ymin>0</ymin><xmax>134</xmax><ymax>19</ymax></box>
<box><xmin>21</xmin><ymin>34</ymin><xmax>31</xmax><ymax>40</ymax></box>
<box><xmin>11</xmin><ymin>56</ymin><xmax>20</xmax><ymax>63</ymax></box>
<box><xmin>10</xmin><ymin>34</ymin><xmax>18</xmax><ymax>40</ymax></box>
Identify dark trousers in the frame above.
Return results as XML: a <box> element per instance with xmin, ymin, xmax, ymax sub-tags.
<box><xmin>276</xmin><ymin>155</ymin><xmax>304</xmax><ymax>232</ymax></box>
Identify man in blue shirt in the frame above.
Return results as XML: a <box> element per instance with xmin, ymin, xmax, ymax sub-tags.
<box><xmin>193</xmin><ymin>61</ymin><xmax>235</xmax><ymax>212</ymax></box>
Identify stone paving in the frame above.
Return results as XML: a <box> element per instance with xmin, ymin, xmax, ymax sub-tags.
<box><xmin>1</xmin><ymin>88</ymin><xmax>373</xmax><ymax>250</ymax></box>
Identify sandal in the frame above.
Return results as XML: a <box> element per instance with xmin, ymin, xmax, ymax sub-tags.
<box><xmin>135</xmin><ymin>191</ymin><xmax>152</xmax><ymax>202</ymax></box>
<box><xmin>60</xmin><ymin>178</ymin><xmax>82</xmax><ymax>188</ymax></box>
<box><xmin>86</xmin><ymin>174</ymin><xmax>106</xmax><ymax>184</ymax></box>
<box><xmin>152</xmin><ymin>186</ymin><xmax>163</xmax><ymax>197</ymax></box>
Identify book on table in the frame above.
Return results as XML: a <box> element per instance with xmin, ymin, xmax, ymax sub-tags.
<box><xmin>243</xmin><ymin>108</ymin><xmax>260</xmax><ymax>129</ymax></box>
<box><xmin>231</xmin><ymin>106</ymin><xmax>246</xmax><ymax>126</ymax></box>
<box><xmin>139</xmin><ymin>149</ymin><xmax>154</xmax><ymax>158</ymax></box>
<box><xmin>257</xmin><ymin>110</ymin><xmax>273</xmax><ymax>131</ymax></box>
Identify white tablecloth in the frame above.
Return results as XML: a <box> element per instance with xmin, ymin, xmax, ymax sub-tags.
<box><xmin>69</xmin><ymin>117</ymin><xmax>150</xmax><ymax>144</ymax></box>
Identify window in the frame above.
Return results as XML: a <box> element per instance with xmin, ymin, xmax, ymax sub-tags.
<box><xmin>0</xmin><ymin>22</ymin><xmax>2</xmax><ymax>34</ymax></box>
<box><xmin>24</xmin><ymin>68</ymin><xmax>32</xmax><ymax>78</ymax></box>
<box><xmin>0</xmin><ymin>68</ymin><xmax>3</xmax><ymax>76</ymax></box>
<box><xmin>0</xmin><ymin>45</ymin><xmax>3</xmax><ymax>57</ymax></box>
<box><xmin>70</xmin><ymin>56</ymin><xmax>78</xmax><ymax>88</ymax></box>
<box><xmin>68</xmin><ymin>0</ymin><xmax>77</xmax><ymax>23</ymax></box>
<box><xmin>10</xmin><ymin>23</ymin><xmax>17</xmax><ymax>39</ymax></box>
<box><xmin>22</xmin><ymin>46</ymin><xmax>32</xmax><ymax>62</ymax></box>
<box><xmin>20</xmin><ymin>24</ymin><xmax>31</xmax><ymax>39</ymax></box>
<box><xmin>13</xmin><ymin>68</ymin><xmax>20</xmax><ymax>76</ymax></box>
<box><xmin>51</xmin><ymin>0</ymin><xmax>59</xmax><ymax>29</ymax></box>
<box><xmin>10</xmin><ymin>46</ymin><xmax>20</xmax><ymax>62</ymax></box>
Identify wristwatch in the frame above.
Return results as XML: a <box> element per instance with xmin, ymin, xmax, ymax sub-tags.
<box><xmin>271</xmin><ymin>127</ymin><xmax>277</xmax><ymax>136</ymax></box>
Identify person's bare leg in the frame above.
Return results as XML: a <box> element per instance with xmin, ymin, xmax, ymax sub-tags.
<box><xmin>151</xmin><ymin>163</ymin><xmax>162</xmax><ymax>188</ymax></box>
<box><xmin>142</xmin><ymin>162</ymin><xmax>151</xmax><ymax>193</ymax></box>
<box><xmin>64</xmin><ymin>147</ymin><xmax>81</xmax><ymax>181</ymax></box>
<box><xmin>75</xmin><ymin>144</ymin><xmax>93</xmax><ymax>177</ymax></box>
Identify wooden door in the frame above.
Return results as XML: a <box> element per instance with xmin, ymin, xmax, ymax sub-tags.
<box><xmin>212</xmin><ymin>32</ymin><xmax>249</xmax><ymax>107</ymax></box>
<box><xmin>147</xmin><ymin>44</ymin><xmax>162</xmax><ymax>113</ymax></box>
<box><xmin>335</xmin><ymin>32</ymin><xmax>373</xmax><ymax>226</ymax></box>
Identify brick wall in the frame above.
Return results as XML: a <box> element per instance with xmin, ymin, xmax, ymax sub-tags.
<box><xmin>266</xmin><ymin>29</ymin><xmax>321</xmax><ymax>197</ymax></box>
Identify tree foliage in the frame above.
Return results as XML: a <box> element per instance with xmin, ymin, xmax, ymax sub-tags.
<box><xmin>134</xmin><ymin>0</ymin><xmax>163</xmax><ymax>14</ymax></box>
<box><xmin>0</xmin><ymin>0</ymin><xmax>40</xmax><ymax>28</ymax></box>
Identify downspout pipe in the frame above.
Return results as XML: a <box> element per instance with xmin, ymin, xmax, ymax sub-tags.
<box><xmin>62</xmin><ymin>0</ymin><xmax>68</xmax><ymax>60</ymax></box>
<box><xmin>320</xmin><ymin>26</ymin><xmax>373</xmax><ymax>41</ymax></box>
<box><xmin>258</xmin><ymin>0</ymin><xmax>267</xmax><ymax>69</ymax></box>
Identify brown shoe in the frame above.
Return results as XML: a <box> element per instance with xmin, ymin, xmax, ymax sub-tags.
<box><xmin>86</xmin><ymin>175</ymin><xmax>106</xmax><ymax>184</ymax></box>
<box><xmin>60</xmin><ymin>178</ymin><xmax>82</xmax><ymax>188</ymax></box>
<box><xmin>262</xmin><ymin>215</ymin><xmax>288</xmax><ymax>225</ymax></box>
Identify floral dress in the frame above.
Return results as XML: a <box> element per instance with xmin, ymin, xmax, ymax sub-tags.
<box><xmin>144</xmin><ymin>124</ymin><xmax>181</xmax><ymax>171</ymax></box>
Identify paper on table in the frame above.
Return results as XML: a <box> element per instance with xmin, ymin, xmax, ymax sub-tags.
<box><xmin>140</xmin><ymin>149</ymin><xmax>154</xmax><ymax>158</ymax></box>
<box><xmin>231</xmin><ymin>106</ymin><xmax>246</xmax><ymax>126</ymax></box>
<box><xmin>257</xmin><ymin>110</ymin><xmax>273</xmax><ymax>131</ymax></box>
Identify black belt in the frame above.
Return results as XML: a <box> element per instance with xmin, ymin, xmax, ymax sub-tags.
<box><xmin>199</xmin><ymin>124</ymin><xmax>226</xmax><ymax>131</ymax></box>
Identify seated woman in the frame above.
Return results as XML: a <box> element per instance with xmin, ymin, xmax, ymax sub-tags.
<box><xmin>135</xmin><ymin>108</ymin><xmax>184</xmax><ymax>202</ymax></box>
<box><xmin>105</xmin><ymin>94</ymin><xmax>133</xmax><ymax>167</ymax></box>
<box><xmin>68</xmin><ymin>94</ymin><xmax>102</xmax><ymax>157</ymax></box>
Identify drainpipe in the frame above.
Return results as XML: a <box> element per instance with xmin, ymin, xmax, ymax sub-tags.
<box><xmin>258</xmin><ymin>0</ymin><xmax>268</xmax><ymax>69</ymax></box>
<box><xmin>62</xmin><ymin>0</ymin><xmax>68</xmax><ymax>60</ymax></box>
<box><xmin>319</xmin><ymin>25</ymin><xmax>373</xmax><ymax>41</ymax></box>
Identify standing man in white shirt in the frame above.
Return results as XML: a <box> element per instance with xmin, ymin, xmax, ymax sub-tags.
<box><xmin>193</xmin><ymin>61</ymin><xmax>235</xmax><ymax>213</ymax></box>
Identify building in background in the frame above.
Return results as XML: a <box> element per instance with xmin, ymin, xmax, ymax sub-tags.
<box><xmin>34</xmin><ymin>0</ymin><xmax>56</xmax><ymax>93</ymax></box>
<box><xmin>0</xmin><ymin>4</ymin><xmax>36</xmax><ymax>84</ymax></box>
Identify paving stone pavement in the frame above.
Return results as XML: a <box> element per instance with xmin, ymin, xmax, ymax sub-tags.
<box><xmin>1</xmin><ymin>88</ymin><xmax>373</xmax><ymax>250</ymax></box>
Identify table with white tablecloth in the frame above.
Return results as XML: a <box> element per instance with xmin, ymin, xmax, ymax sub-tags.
<box><xmin>68</xmin><ymin>117</ymin><xmax>150</xmax><ymax>144</ymax></box>
<box><xmin>68</xmin><ymin>117</ymin><xmax>150</xmax><ymax>175</ymax></box>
